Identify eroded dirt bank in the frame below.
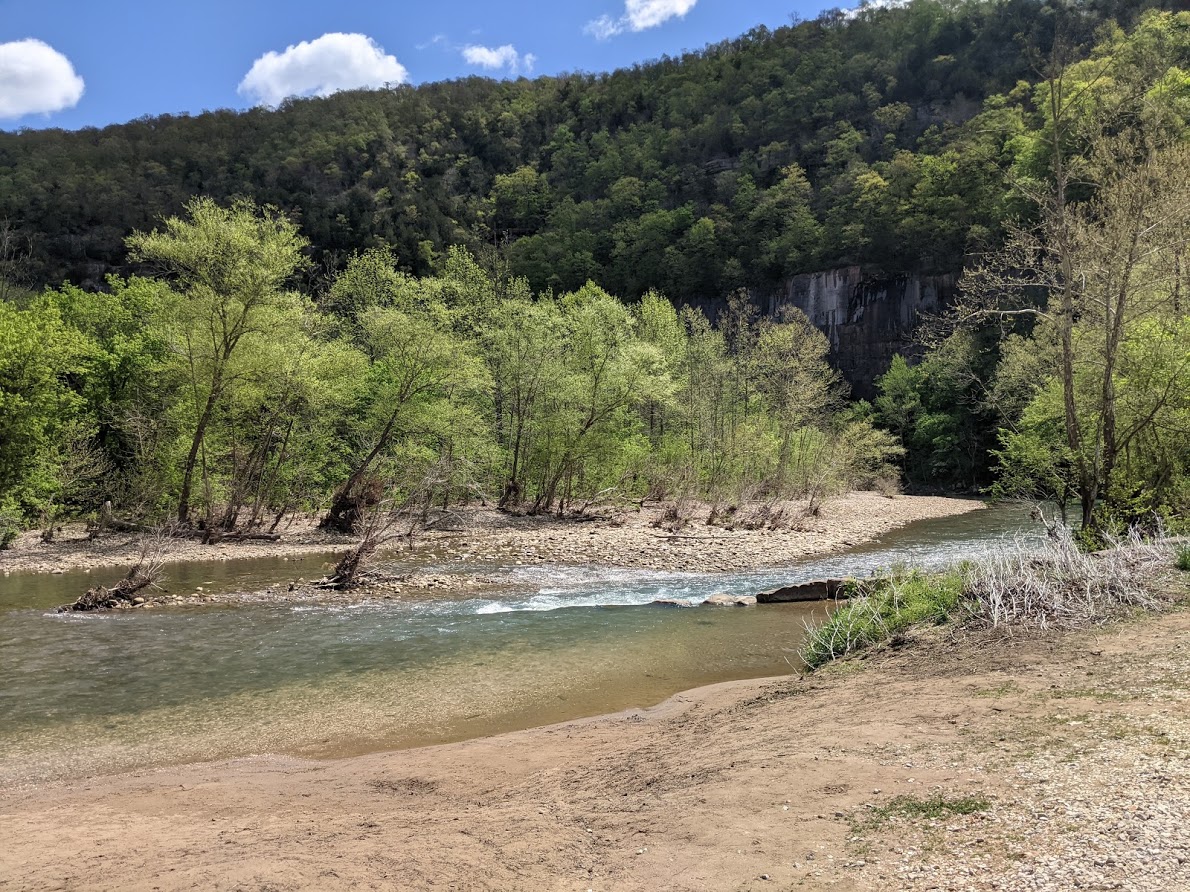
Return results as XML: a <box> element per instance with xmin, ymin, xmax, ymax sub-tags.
<box><xmin>2</xmin><ymin>492</ymin><xmax>982</xmax><ymax>578</ymax></box>
<box><xmin>3</xmin><ymin>592</ymin><xmax>1186</xmax><ymax>891</ymax></box>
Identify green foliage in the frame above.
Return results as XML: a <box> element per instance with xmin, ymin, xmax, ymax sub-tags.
<box><xmin>0</xmin><ymin>498</ymin><xmax>21</xmax><ymax>549</ymax></box>
<box><xmin>873</xmin><ymin>329</ymin><xmax>1010</xmax><ymax>490</ymax></box>
<box><xmin>800</xmin><ymin>569</ymin><xmax>967</xmax><ymax>669</ymax></box>
<box><xmin>1176</xmin><ymin>544</ymin><xmax>1190</xmax><ymax>572</ymax></box>
<box><xmin>0</xmin><ymin>193</ymin><xmax>902</xmax><ymax>529</ymax></box>
<box><xmin>1</xmin><ymin>2</ymin><xmax>1176</xmax><ymax>296</ymax></box>
<box><xmin>858</xmin><ymin>793</ymin><xmax>992</xmax><ymax>829</ymax></box>
<box><xmin>873</xmin><ymin>10</ymin><xmax>1190</xmax><ymax>510</ymax></box>
<box><xmin>127</xmin><ymin>198</ymin><xmax>314</xmax><ymax>524</ymax></box>
<box><xmin>38</xmin><ymin>278</ymin><xmax>178</xmax><ymax>512</ymax></box>
<box><xmin>989</xmin><ymin>383</ymin><xmax>1076</xmax><ymax>511</ymax></box>
<box><xmin>320</xmin><ymin>247</ymin><xmax>408</xmax><ymax>334</ymax></box>
<box><xmin>987</xmin><ymin>154</ymin><xmax>1190</xmax><ymax>532</ymax></box>
<box><xmin>0</xmin><ymin>298</ymin><xmax>88</xmax><ymax>517</ymax></box>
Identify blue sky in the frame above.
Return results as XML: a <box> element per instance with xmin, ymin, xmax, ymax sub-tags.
<box><xmin>0</xmin><ymin>0</ymin><xmax>854</xmax><ymax>131</ymax></box>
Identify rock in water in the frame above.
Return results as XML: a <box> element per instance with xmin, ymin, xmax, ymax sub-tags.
<box><xmin>702</xmin><ymin>594</ymin><xmax>757</xmax><ymax>607</ymax></box>
<box><xmin>756</xmin><ymin>579</ymin><xmax>852</xmax><ymax>603</ymax></box>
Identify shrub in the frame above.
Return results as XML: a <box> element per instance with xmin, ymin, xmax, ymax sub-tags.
<box><xmin>966</xmin><ymin>529</ymin><xmax>1162</xmax><ymax>629</ymax></box>
<box><xmin>800</xmin><ymin>529</ymin><xmax>1177</xmax><ymax>671</ymax></box>
<box><xmin>0</xmin><ymin>500</ymin><xmax>22</xmax><ymax>550</ymax></box>
<box><xmin>1176</xmin><ymin>544</ymin><xmax>1190</xmax><ymax>572</ymax></box>
<box><xmin>800</xmin><ymin>569</ymin><xmax>966</xmax><ymax>670</ymax></box>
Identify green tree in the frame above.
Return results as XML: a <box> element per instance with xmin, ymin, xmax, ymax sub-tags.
<box><xmin>0</xmin><ymin>301</ymin><xmax>87</xmax><ymax>515</ymax></box>
<box><xmin>531</xmin><ymin>284</ymin><xmax>666</xmax><ymax>513</ymax></box>
<box><xmin>126</xmin><ymin>198</ymin><xmax>310</xmax><ymax>524</ymax></box>
<box><xmin>750</xmin><ymin>310</ymin><xmax>845</xmax><ymax>487</ymax></box>
<box><xmin>41</xmin><ymin>278</ymin><xmax>178</xmax><ymax>512</ymax></box>
<box><xmin>322</xmin><ymin>281</ymin><xmax>488</xmax><ymax>532</ymax></box>
<box><xmin>485</xmin><ymin>294</ymin><xmax>565</xmax><ymax>507</ymax></box>
<box><xmin>967</xmin><ymin>124</ymin><xmax>1190</xmax><ymax>530</ymax></box>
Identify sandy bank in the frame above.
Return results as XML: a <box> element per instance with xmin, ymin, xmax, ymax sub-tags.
<box><xmin>2</xmin><ymin>492</ymin><xmax>983</xmax><ymax>579</ymax></box>
<box><xmin>3</xmin><ymin>580</ymin><xmax>1186</xmax><ymax>891</ymax></box>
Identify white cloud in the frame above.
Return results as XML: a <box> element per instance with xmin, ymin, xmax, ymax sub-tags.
<box><xmin>238</xmin><ymin>33</ymin><xmax>408</xmax><ymax>107</ymax></box>
<box><xmin>461</xmin><ymin>44</ymin><xmax>535</xmax><ymax>75</ymax></box>
<box><xmin>416</xmin><ymin>34</ymin><xmax>447</xmax><ymax>51</ymax></box>
<box><xmin>585</xmin><ymin>0</ymin><xmax>697</xmax><ymax>39</ymax></box>
<box><xmin>0</xmin><ymin>39</ymin><xmax>84</xmax><ymax>120</ymax></box>
<box><xmin>626</xmin><ymin>0</ymin><xmax>698</xmax><ymax>30</ymax></box>
<box><xmin>584</xmin><ymin>16</ymin><xmax>622</xmax><ymax>40</ymax></box>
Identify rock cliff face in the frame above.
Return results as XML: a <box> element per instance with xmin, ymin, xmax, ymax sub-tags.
<box><xmin>756</xmin><ymin>266</ymin><xmax>957</xmax><ymax>399</ymax></box>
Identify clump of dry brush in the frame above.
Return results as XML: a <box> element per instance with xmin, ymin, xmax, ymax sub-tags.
<box><xmin>965</xmin><ymin>528</ymin><xmax>1169</xmax><ymax>630</ymax></box>
<box><xmin>801</xmin><ymin>527</ymin><xmax>1181</xmax><ymax>669</ymax></box>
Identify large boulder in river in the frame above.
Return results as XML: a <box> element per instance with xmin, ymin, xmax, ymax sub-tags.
<box><xmin>756</xmin><ymin>579</ymin><xmax>852</xmax><ymax>603</ymax></box>
<box><xmin>650</xmin><ymin>598</ymin><xmax>697</xmax><ymax>608</ymax></box>
<box><xmin>702</xmin><ymin>593</ymin><xmax>757</xmax><ymax>607</ymax></box>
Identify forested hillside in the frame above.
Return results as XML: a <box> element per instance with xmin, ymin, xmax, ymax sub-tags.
<box><xmin>1</xmin><ymin>0</ymin><xmax>1187</xmax><ymax>548</ymax></box>
<box><xmin>0</xmin><ymin>0</ymin><xmax>1172</xmax><ymax>296</ymax></box>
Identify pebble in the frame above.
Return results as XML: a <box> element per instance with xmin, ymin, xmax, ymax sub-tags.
<box><xmin>848</xmin><ymin>628</ymin><xmax>1190</xmax><ymax>892</ymax></box>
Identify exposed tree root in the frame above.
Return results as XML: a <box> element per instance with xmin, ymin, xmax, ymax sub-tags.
<box><xmin>58</xmin><ymin>534</ymin><xmax>171</xmax><ymax>611</ymax></box>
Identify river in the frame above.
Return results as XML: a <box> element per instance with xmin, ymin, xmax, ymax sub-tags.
<box><xmin>0</xmin><ymin>503</ymin><xmax>1039</xmax><ymax>786</ymax></box>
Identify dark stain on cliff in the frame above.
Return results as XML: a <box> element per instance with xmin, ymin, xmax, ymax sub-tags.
<box><xmin>685</xmin><ymin>267</ymin><xmax>957</xmax><ymax>401</ymax></box>
<box><xmin>762</xmin><ymin>266</ymin><xmax>956</xmax><ymax>399</ymax></box>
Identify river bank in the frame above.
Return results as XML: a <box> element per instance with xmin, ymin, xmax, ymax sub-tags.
<box><xmin>3</xmin><ymin>569</ymin><xmax>1185</xmax><ymax>891</ymax></box>
<box><xmin>1</xmin><ymin>492</ymin><xmax>983</xmax><ymax>578</ymax></box>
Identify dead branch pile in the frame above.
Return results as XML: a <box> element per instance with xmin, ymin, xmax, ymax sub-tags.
<box><xmin>965</xmin><ymin>528</ymin><xmax>1168</xmax><ymax>629</ymax></box>
<box><xmin>58</xmin><ymin>532</ymin><xmax>171</xmax><ymax>611</ymax></box>
<box><xmin>64</xmin><ymin>565</ymin><xmax>158</xmax><ymax>611</ymax></box>
<box><xmin>327</xmin><ymin>535</ymin><xmax>381</xmax><ymax>589</ymax></box>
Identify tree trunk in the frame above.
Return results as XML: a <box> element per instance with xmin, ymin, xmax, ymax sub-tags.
<box><xmin>178</xmin><ymin>384</ymin><xmax>221</xmax><ymax>525</ymax></box>
<box><xmin>499</xmin><ymin>416</ymin><xmax>526</xmax><ymax>510</ymax></box>
<box><xmin>322</xmin><ymin>411</ymin><xmax>399</xmax><ymax>532</ymax></box>
<box><xmin>1047</xmin><ymin>72</ymin><xmax>1095</xmax><ymax>532</ymax></box>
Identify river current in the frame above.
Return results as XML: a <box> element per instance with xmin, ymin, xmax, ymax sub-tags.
<box><xmin>0</xmin><ymin>504</ymin><xmax>1039</xmax><ymax>785</ymax></box>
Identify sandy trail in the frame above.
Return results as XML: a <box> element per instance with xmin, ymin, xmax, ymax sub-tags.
<box><xmin>4</xmin><ymin>590</ymin><xmax>1187</xmax><ymax>891</ymax></box>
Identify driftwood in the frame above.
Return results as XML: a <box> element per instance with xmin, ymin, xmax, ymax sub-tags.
<box><xmin>60</xmin><ymin>562</ymin><xmax>162</xmax><ymax>611</ymax></box>
<box><xmin>89</xmin><ymin>519</ymin><xmax>281</xmax><ymax>543</ymax></box>
<box><xmin>105</xmin><ymin>518</ymin><xmax>152</xmax><ymax>533</ymax></box>
<box><xmin>327</xmin><ymin>537</ymin><xmax>380</xmax><ymax>589</ymax></box>
<box><xmin>59</xmin><ymin>532</ymin><xmax>172</xmax><ymax>612</ymax></box>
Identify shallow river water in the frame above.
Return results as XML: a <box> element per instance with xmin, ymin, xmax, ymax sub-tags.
<box><xmin>0</xmin><ymin>504</ymin><xmax>1038</xmax><ymax>785</ymax></box>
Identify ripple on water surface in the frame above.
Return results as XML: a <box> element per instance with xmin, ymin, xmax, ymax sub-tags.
<box><xmin>0</xmin><ymin>504</ymin><xmax>1039</xmax><ymax>784</ymax></box>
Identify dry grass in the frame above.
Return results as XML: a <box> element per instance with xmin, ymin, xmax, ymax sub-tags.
<box><xmin>965</xmin><ymin>528</ymin><xmax>1168</xmax><ymax>630</ymax></box>
<box><xmin>802</xmin><ymin>528</ymin><xmax>1179</xmax><ymax>671</ymax></box>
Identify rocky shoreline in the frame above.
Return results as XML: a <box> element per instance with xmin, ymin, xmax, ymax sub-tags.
<box><xmin>58</xmin><ymin>567</ymin><xmax>493</xmax><ymax>611</ymax></box>
<box><xmin>4</xmin><ymin>494</ymin><xmax>984</xmax><ymax>608</ymax></box>
<box><xmin>18</xmin><ymin>492</ymin><xmax>980</xmax><ymax>613</ymax></box>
